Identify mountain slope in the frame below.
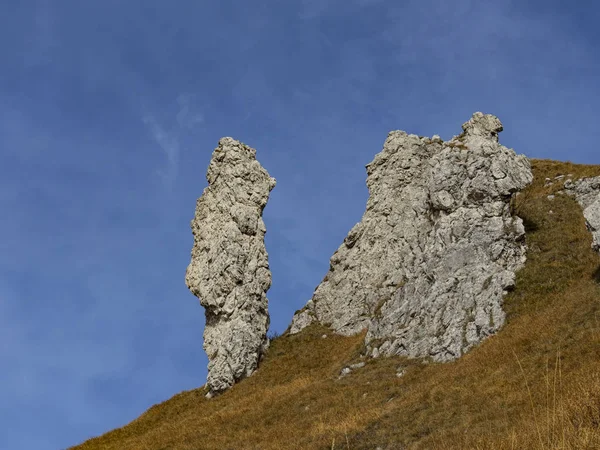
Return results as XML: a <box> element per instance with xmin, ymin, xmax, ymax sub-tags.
<box><xmin>71</xmin><ymin>160</ymin><xmax>600</xmax><ymax>450</ymax></box>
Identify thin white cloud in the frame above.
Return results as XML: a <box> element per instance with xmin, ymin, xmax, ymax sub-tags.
<box><xmin>143</xmin><ymin>114</ymin><xmax>180</xmax><ymax>187</ymax></box>
<box><xmin>176</xmin><ymin>93</ymin><xmax>204</xmax><ymax>129</ymax></box>
<box><xmin>143</xmin><ymin>94</ymin><xmax>204</xmax><ymax>188</ymax></box>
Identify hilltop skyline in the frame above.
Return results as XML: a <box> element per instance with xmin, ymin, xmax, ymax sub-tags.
<box><xmin>1</xmin><ymin>1</ymin><xmax>600</xmax><ymax>449</ymax></box>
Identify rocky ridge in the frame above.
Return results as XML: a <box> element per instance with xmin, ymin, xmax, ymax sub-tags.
<box><xmin>185</xmin><ymin>137</ymin><xmax>276</xmax><ymax>396</ymax></box>
<box><xmin>289</xmin><ymin>113</ymin><xmax>533</xmax><ymax>362</ymax></box>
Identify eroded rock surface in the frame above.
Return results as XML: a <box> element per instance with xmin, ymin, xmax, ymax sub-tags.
<box><xmin>289</xmin><ymin>112</ymin><xmax>533</xmax><ymax>362</ymax></box>
<box><xmin>185</xmin><ymin>137</ymin><xmax>276</xmax><ymax>396</ymax></box>
<box><xmin>564</xmin><ymin>177</ymin><xmax>600</xmax><ymax>252</ymax></box>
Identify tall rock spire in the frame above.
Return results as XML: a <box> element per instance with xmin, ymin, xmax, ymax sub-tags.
<box><xmin>186</xmin><ymin>137</ymin><xmax>276</xmax><ymax>397</ymax></box>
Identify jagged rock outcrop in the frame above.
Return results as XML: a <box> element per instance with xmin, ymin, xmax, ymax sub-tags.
<box><xmin>185</xmin><ymin>137</ymin><xmax>276</xmax><ymax>396</ymax></box>
<box><xmin>564</xmin><ymin>177</ymin><xmax>600</xmax><ymax>252</ymax></box>
<box><xmin>289</xmin><ymin>112</ymin><xmax>533</xmax><ymax>362</ymax></box>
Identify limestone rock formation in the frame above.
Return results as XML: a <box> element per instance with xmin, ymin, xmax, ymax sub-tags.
<box><xmin>289</xmin><ymin>112</ymin><xmax>533</xmax><ymax>362</ymax></box>
<box><xmin>185</xmin><ymin>137</ymin><xmax>276</xmax><ymax>396</ymax></box>
<box><xmin>564</xmin><ymin>177</ymin><xmax>600</xmax><ymax>252</ymax></box>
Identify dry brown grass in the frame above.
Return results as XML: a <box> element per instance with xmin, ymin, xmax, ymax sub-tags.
<box><xmin>70</xmin><ymin>160</ymin><xmax>600</xmax><ymax>450</ymax></box>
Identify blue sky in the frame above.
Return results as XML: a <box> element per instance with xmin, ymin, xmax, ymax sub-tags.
<box><xmin>1</xmin><ymin>1</ymin><xmax>599</xmax><ymax>448</ymax></box>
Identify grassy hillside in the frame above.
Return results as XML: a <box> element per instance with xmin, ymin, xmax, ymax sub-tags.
<box><xmin>71</xmin><ymin>160</ymin><xmax>600</xmax><ymax>450</ymax></box>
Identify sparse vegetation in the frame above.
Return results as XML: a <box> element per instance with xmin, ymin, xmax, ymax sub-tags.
<box><xmin>267</xmin><ymin>329</ymin><xmax>281</xmax><ymax>341</ymax></box>
<box><xmin>71</xmin><ymin>160</ymin><xmax>600</xmax><ymax>450</ymax></box>
<box><xmin>372</xmin><ymin>295</ymin><xmax>391</xmax><ymax>318</ymax></box>
<box><xmin>446</xmin><ymin>140</ymin><xmax>469</xmax><ymax>150</ymax></box>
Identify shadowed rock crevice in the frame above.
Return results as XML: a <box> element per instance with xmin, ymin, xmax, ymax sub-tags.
<box><xmin>185</xmin><ymin>137</ymin><xmax>276</xmax><ymax>397</ymax></box>
<box><xmin>289</xmin><ymin>112</ymin><xmax>533</xmax><ymax>362</ymax></box>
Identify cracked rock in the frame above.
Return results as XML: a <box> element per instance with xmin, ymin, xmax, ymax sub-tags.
<box><xmin>289</xmin><ymin>112</ymin><xmax>532</xmax><ymax>362</ymax></box>
<box><xmin>563</xmin><ymin>176</ymin><xmax>600</xmax><ymax>252</ymax></box>
<box><xmin>185</xmin><ymin>137</ymin><xmax>276</xmax><ymax>396</ymax></box>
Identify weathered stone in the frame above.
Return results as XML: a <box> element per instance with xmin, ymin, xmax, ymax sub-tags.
<box><xmin>563</xmin><ymin>176</ymin><xmax>600</xmax><ymax>252</ymax></box>
<box><xmin>338</xmin><ymin>362</ymin><xmax>365</xmax><ymax>379</ymax></box>
<box><xmin>185</xmin><ymin>137</ymin><xmax>276</xmax><ymax>396</ymax></box>
<box><xmin>289</xmin><ymin>112</ymin><xmax>532</xmax><ymax>362</ymax></box>
<box><xmin>289</xmin><ymin>301</ymin><xmax>316</xmax><ymax>334</ymax></box>
<box><xmin>339</xmin><ymin>367</ymin><xmax>352</xmax><ymax>378</ymax></box>
<box><xmin>586</xmin><ymin>201</ymin><xmax>600</xmax><ymax>252</ymax></box>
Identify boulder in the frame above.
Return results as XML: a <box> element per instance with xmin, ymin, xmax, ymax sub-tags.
<box><xmin>564</xmin><ymin>176</ymin><xmax>600</xmax><ymax>252</ymax></box>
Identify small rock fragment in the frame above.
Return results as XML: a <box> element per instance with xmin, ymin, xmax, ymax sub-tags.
<box><xmin>339</xmin><ymin>367</ymin><xmax>352</xmax><ymax>378</ymax></box>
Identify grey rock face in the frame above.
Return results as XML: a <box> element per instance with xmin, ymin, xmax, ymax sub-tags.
<box><xmin>289</xmin><ymin>112</ymin><xmax>532</xmax><ymax>362</ymax></box>
<box><xmin>289</xmin><ymin>300</ymin><xmax>316</xmax><ymax>334</ymax></box>
<box><xmin>185</xmin><ymin>137</ymin><xmax>276</xmax><ymax>396</ymax></box>
<box><xmin>564</xmin><ymin>177</ymin><xmax>600</xmax><ymax>252</ymax></box>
